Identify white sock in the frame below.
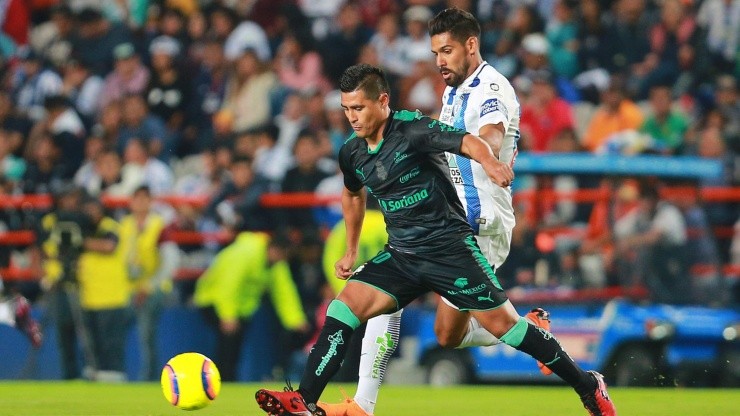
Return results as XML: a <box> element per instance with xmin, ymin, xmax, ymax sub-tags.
<box><xmin>354</xmin><ymin>309</ymin><xmax>402</xmax><ymax>415</ymax></box>
<box><xmin>0</xmin><ymin>300</ymin><xmax>15</xmax><ymax>326</ymax></box>
<box><xmin>455</xmin><ymin>317</ymin><xmax>501</xmax><ymax>348</ymax></box>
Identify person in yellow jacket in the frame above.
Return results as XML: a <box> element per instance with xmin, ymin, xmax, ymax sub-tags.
<box><xmin>119</xmin><ymin>185</ymin><xmax>180</xmax><ymax>380</ymax></box>
<box><xmin>194</xmin><ymin>231</ymin><xmax>309</xmax><ymax>381</ymax></box>
<box><xmin>37</xmin><ymin>186</ymin><xmax>89</xmax><ymax>379</ymax></box>
<box><xmin>77</xmin><ymin>196</ymin><xmax>131</xmax><ymax>381</ymax></box>
<box><xmin>322</xmin><ymin>210</ymin><xmax>387</xmax><ymax>295</ymax></box>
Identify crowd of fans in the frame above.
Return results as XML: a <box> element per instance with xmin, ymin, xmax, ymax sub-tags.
<box><xmin>0</xmin><ymin>0</ymin><xmax>737</xmax><ymax>380</ymax></box>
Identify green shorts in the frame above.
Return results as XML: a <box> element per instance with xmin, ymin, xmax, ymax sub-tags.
<box><xmin>348</xmin><ymin>234</ymin><xmax>508</xmax><ymax>311</ymax></box>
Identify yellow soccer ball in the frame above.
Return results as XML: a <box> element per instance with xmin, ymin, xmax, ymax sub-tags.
<box><xmin>161</xmin><ymin>352</ymin><xmax>221</xmax><ymax>410</ymax></box>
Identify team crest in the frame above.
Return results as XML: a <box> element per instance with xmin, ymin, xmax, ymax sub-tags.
<box><xmin>375</xmin><ymin>160</ymin><xmax>388</xmax><ymax>180</ymax></box>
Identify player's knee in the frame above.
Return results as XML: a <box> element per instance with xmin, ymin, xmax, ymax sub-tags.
<box><xmin>434</xmin><ymin>323</ymin><xmax>464</xmax><ymax>348</ymax></box>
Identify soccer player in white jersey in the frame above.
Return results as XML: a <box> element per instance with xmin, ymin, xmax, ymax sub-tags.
<box><xmin>318</xmin><ymin>8</ymin><xmax>575</xmax><ymax>416</ymax></box>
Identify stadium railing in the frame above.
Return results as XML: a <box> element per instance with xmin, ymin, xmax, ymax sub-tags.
<box><xmin>0</xmin><ymin>186</ymin><xmax>736</xmax><ymax>298</ymax></box>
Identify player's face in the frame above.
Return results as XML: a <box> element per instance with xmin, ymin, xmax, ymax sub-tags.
<box><xmin>431</xmin><ymin>32</ymin><xmax>473</xmax><ymax>87</ymax></box>
<box><xmin>341</xmin><ymin>89</ymin><xmax>389</xmax><ymax>140</ymax></box>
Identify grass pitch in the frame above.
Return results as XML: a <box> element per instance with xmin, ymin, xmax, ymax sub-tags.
<box><xmin>0</xmin><ymin>382</ymin><xmax>738</xmax><ymax>415</ymax></box>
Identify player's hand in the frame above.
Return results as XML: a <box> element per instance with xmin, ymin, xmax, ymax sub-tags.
<box><xmin>486</xmin><ymin>159</ymin><xmax>514</xmax><ymax>188</ymax></box>
<box><xmin>220</xmin><ymin>319</ymin><xmax>240</xmax><ymax>335</ymax></box>
<box><xmin>335</xmin><ymin>252</ymin><xmax>357</xmax><ymax>280</ymax></box>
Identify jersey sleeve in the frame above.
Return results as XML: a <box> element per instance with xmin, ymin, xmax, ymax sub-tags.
<box><xmin>478</xmin><ymin>82</ymin><xmax>512</xmax><ymax>131</ymax></box>
<box><xmin>338</xmin><ymin>142</ymin><xmax>363</xmax><ymax>192</ymax></box>
<box><xmin>408</xmin><ymin>116</ymin><xmax>467</xmax><ymax>154</ymax></box>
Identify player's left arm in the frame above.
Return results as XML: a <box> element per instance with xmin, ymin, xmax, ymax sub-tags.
<box><xmin>460</xmin><ymin>134</ymin><xmax>513</xmax><ymax>187</ymax></box>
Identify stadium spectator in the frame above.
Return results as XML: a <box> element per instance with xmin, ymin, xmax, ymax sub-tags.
<box><xmin>0</xmin><ymin>0</ymin><xmax>30</xmax><ymax>46</ymax></box>
<box><xmin>583</xmin><ymin>76</ymin><xmax>644</xmax><ymax>153</ymax></box>
<box><xmin>173</xmin><ymin>147</ymin><xmax>225</xmax><ymax>197</ymax></box>
<box><xmin>520</xmin><ymin>70</ymin><xmax>575</xmax><ymax>153</ymax></box>
<box><xmin>274</xmin><ymin>92</ymin><xmax>310</xmax><ymax>164</ymax></box>
<box><xmin>574</xmin><ymin>0</ymin><xmax>612</xmax><ymax>104</ymax></box>
<box><xmin>117</xmin><ymin>94</ymin><xmax>170</xmax><ymax>160</ymax></box>
<box><xmin>37</xmin><ymin>186</ymin><xmax>89</xmax><ymax>379</ymax></box>
<box><xmin>83</xmin><ymin>147</ymin><xmax>144</xmax><ymax>197</ymax></box>
<box><xmin>220</xmin><ymin>47</ymin><xmax>277</xmax><ymax>133</ymax></box>
<box><xmin>224</xmin><ymin>17</ymin><xmax>271</xmax><ymax>63</ymax></box>
<box><xmin>73</xmin><ymin>135</ymin><xmax>104</xmax><ymax>192</ymax></box>
<box><xmin>193</xmin><ymin>231</ymin><xmax>308</xmax><ymax>381</ymax></box>
<box><xmin>30</xmin><ymin>5</ymin><xmax>75</xmax><ymax>70</ymax></box>
<box><xmin>191</xmin><ymin>37</ymin><xmax>228</xmax><ymax>153</ymax></box>
<box><xmin>146</xmin><ymin>35</ymin><xmax>192</xmax><ymax>156</ymax></box>
<box><xmin>69</xmin><ymin>7</ymin><xmax>132</xmax><ymax>77</ymax></box>
<box><xmin>120</xmin><ymin>185</ymin><xmax>179</xmax><ymax>380</ymax></box>
<box><xmin>323</xmin><ymin>90</ymin><xmax>351</xmax><ymax>155</ymax></box>
<box><xmin>40</xmin><ymin>94</ymin><xmax>86</xmax><ymax>177</ymax></box>
<box><xmin>122</xmin><ymin>138</ymin><xmax>174</xmax><ymax>196</ymax></box>
<box><xmin>152</xmin><ymin>7</ymin><xmax>189</xmax><ymax>49</ymax></box>
<box><xmin>614</xmin><ymin>183</ymin><xmax>690</xmax><ymax>304</ymax></box>
<box><xmin>640</xmin><ymin>84</ymin><xmax>689</xmax><ymax>154</ymax></box>
<box><xmin>60</xmin><ymin>59</ymin><xmax>103</xmax><ymax>124</ymax></box>
<box><xmin>274</xmin><ymin>31</ymin><xmax>331</xmax><ymax>95</ymax></box>
<box><xmin>603</xmin><ymin>0</ymin><xmax>652</xmax><ymax>76</ymax></box>
<box><xmin>77</xmin><ymin>196</ymin><xmax>130</xmax><ymax>381</ymax></box>
<box><xmin>11</xmin><ymin>46</ymin><xmax>62</xmax><ymax>121</ymax></box>
<box><xmin>369</xmin><ymin>13</ymin><xmax>410</xmax><ymax>78</ymax></box>
<box><xmin>696</xmin><ymin>0</ymin><xmax>740</xmax><ymax>75</ymax></box>
<box><xmin>673</xmin><ymin>185</ymin><xmax>724</xmax><ymax>305</ymax></box>
<box><xmin>21</xmin><ymin>134</ymin><xmax>66</xmax><ymax>194</ymax></box>
<box><xmin>205</xmin><ymin>156</ymin><xmax>275</xmax><ymax>232</ymax></box>
<box><xmin>99</xmin><ymin>43</ymin><xmax>150</xmax><ymax>109</ymax></box>
<box><xmin>318</xmin><ymin>1</ymin><xmax>373</xmax><ymax>84</ymax></box>
<box><xmin>400</xmin><ymin>6</ymin><xmax>434</xmax><ymax>65</ymax></box>
<box><xmin>633</xmin><ymin>0</ymin><xmax>701</xmax><ymax>99</ymax></box>
<box><xmin>279</xmin><ymin>130</ymin><xmax>335</xmax><ymax>234</ymax></box>
<box><xmin>714</xmin><ymin>75</ymin><xmax>739</xmax><ymax>150</ymax></box>
<box><xmin>545</xmin><ymin>0</ymin><xmax>579</xmax><ymax>80</ymax></box>
<box><xmin>0</xmin><ymin>126</ymin><xmax>26</xmax><ymax>186</ymax></box>
<box><xmin>90</xmin><ymin>101</ymin><xmax>123</xmax><ymax>147</ymax></box>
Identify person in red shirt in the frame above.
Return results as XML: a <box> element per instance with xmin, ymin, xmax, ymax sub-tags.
<box><xmin>520</xmin><ymin>70</ymin><xmax>575</xmax><ymax>153</ymax></box>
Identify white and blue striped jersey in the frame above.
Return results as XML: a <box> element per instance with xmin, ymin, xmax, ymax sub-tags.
<box><xmin>439</xmin><ymin>62</ymin><xmax>519</xmax><ymax>240</ymax></box>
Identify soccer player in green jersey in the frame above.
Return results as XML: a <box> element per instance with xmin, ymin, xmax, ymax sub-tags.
<box><xmin>255</xmin><ymin>64</ymin><xmax>616</xmax><ymax>416</ymax></box>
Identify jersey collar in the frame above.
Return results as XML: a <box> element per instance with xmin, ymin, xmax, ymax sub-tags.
<box><xmin>367</xmin><ymin>110</ymin><xmax>395</xmax><ymax>154</ymax></box>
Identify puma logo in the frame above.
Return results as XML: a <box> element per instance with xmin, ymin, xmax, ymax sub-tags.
<box><xmin>477</xmin><ymin>292</ymin><xmax>495</xmax><ymax>303</ymax></box>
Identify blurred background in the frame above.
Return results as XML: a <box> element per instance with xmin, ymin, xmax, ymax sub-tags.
<box><xmin>0</xmin><ymin>0</ymin><xmax>737</xmax><ymax>388</ymax></box>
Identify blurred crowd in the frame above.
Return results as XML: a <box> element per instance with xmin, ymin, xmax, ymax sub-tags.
<box><xmin>0</xmin><ymin>0</ymin><xmax>738</xmax><ymax>380</ymax></box>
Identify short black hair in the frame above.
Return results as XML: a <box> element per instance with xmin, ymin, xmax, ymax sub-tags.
<box><xmin>133</xmin><ymin>184</ymin><xmax>151</xmax><ymax>196</ymax></box>
<box><xmin>339</xmin><ymin>64</ymin><xmax>390</xmax><ymax>100</ymax></box>
<box><xmin>428</xmin><ymin>8</ymin><xmax>481</xmax><ymax>44</ymax></box>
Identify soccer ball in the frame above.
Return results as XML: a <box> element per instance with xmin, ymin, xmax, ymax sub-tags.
<box><xmin>161</xmin><ymin>352</ymin><xmax>221</xmax><ymax>410</ymax></box>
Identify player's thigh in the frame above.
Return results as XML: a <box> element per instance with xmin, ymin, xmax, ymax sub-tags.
<box><xmin>337</xmin><ymin>281</ymin><xmax>397</xmax><ymax>322</ymax></box>
<box><xmin>345</xmin><ymin>249</ymin><xmax>426</xmax><ymax>319</ymax></box>
<box><xmin>433</xmin><ymin>300</ymin><xmax>470</xmax><ymax>345</ymax></box>
<box><xmin>421</xmin><ymin>235</ymin><xmax>507</xmax><ymax>311</ymax></box>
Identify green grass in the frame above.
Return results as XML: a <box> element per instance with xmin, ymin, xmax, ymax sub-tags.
<box><xmin>0</xmin><ymin>382</ymin><xmax>738</xmax><ymax>415</ymax></box>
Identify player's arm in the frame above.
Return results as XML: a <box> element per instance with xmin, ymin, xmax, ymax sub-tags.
<box><xmin>478</xmin><ymin>122</ymin><xmax>505</xmax><ymax>160</ymax></box>
<box><xmin>336</xmin><ymin>186</ymin><xmax>367</xmax><ymax>279</ymax></box>
<box><xmin>460</xmin><ymin>133</ymin><xmax>513</xmax><ymax>187</ymax></box>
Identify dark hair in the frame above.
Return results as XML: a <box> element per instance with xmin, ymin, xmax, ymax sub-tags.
<box><xmin>339</xmin><ymin>64</ymin><xmax>390</xmax><ymax>100</ymax></box>
<box><xmin>133</xmin><ymin>184</ymin><xmax>151</xmax><ymax>196</ymax></box>
<box><xmin>428</xmin><ymin>8</ymin><xmax>481</xmax><ymax>44</ymax></box>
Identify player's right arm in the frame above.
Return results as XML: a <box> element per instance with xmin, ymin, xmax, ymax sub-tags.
<box><xmin>460</xmin><ymin>133</ymin><xmax>513</xmax><ymax>187</ymax></box>
<box><xmin>478</xmin><ymin>122</ymin><xmax>505</xmax><ymax>160</ymax></box>
<box><xmin>336</xmin><ymin>186</ymin><xmax>366</xmax><ymax>279</ymax></box>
